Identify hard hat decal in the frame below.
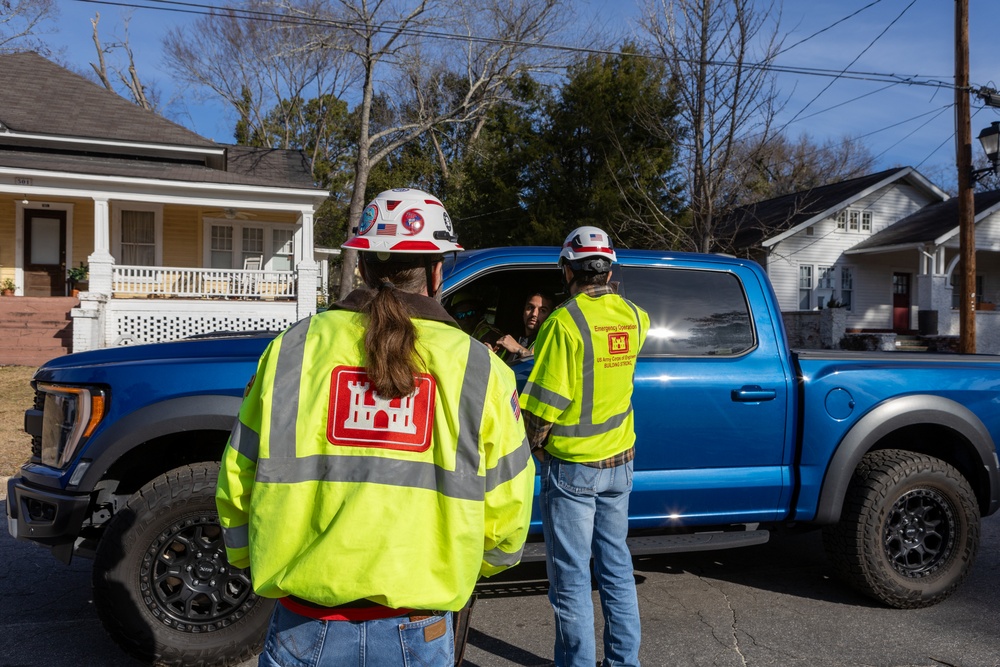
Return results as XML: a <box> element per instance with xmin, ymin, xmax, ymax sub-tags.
<box><xmin>343</xmin><ymin>188</ymin><xmax>462</xmax><ymax>254</ymax></box>
<box><xmin>328</xmin><ymin>366</ymin><xmax>435</xmax><ymax>452</ymax></box>
<box><xmin>401</xmin><ymin>210</ymin><xmax>425</xmax><ymax>235</ymax></box>
<box><xmin>359</xmin><ymin>204</ymin><xmax>379</xmax><ymax>235</ymax></box>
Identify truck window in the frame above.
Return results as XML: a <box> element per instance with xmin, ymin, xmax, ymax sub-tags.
<box><xmin>621</xmin><ymin>267</ymin><xmax>754</xmax><ymax>357</ymax></box>
<box><xmin>443</xmin><ymin>268</ymin><xmax>565</xmax><ymax>339</ymax></box>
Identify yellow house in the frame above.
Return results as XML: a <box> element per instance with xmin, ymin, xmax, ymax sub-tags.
<box><xmin>0</xmin><ymin>52</ymin><xmax>328</xmax><ymax>358</ymax></box>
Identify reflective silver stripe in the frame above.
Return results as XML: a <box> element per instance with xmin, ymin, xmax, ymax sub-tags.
<box><xmin>486</xmin><ymin>436</ymin><xmax>531</xmax><ymax>492</ymax></box>
<box><xmin>551</xmin><ymin>404</ymin><xmax>633</xmax><ymax>437</ymax></box>
<box><xmin>456</xmin><ymin>341</ymin><xmax>490</xmax><ymax>483</ymax></box>
<box><xmin>223</xmin><ymin>524</ymin><xmax>249</xmax><ymax>550</ymax></box>
<box><xmin>522</xmin><ymin>381</ymin><xmax>572</xmax><ymax>411</ymax></box>
<box><xmin>228</xmin><ymin>420</ymin><xmax>260</xmax><ymax>463</ymax></box>
<box><xmin>254</xmin><ymin>335</ymin><xmax>494</xmax><ymax>501</ymax></box>
<box><xmin>270</xmin><ymin>319</ymin><xmax>311</xmax><ymax>459</ymax></box>
<box><xmin>484</xmin><ymin>545</ymin><xmax>524</xmax><ymax>568</ymax></box>
<box><xmin>257</xmin><ymin>453</ymin><xmax>485</xmax><ymax>500</ymax></box>
<box><xmin>565</xmin><ymin>299</ymin><xmax>595</xmax><ymax>425</ymax></box>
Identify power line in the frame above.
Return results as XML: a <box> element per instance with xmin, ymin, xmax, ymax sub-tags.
<box><xmin>777</xmin><ymin>0</ymin><xmax>918</xmax><ymax>133</ymax></box>
<box><xmin>70</xmin><ymin>0</ymin><xmax>966</xmax><ymax>94</ymax></box>
<box><xmin>774</xmin><ymin>0</ymin><xmax>886</xmax><ymax>57</ymax></box>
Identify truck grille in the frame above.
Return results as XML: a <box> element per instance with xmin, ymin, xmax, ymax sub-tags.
<box><xmin>30</xmin><ymin>388</ymin><xmax>44</xmax><ymax>460</ymax></box>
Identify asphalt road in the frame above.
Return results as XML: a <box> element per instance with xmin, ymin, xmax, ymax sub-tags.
<box><xmin>2</xmin><ymin>498</ymin><xmax>998</xmax><ymax>667</ymax></box>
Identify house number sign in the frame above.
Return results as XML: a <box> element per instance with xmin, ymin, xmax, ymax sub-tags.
<box><xmin>14</xmin><ymin>177</ymin><xmax>31</xmax><ymax>186</ymax></box>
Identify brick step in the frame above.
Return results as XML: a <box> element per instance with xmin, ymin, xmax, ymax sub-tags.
<box><xmin>0</xmin><ymin>297</ymin><xmax>75</xmax><ymax>366</ymax></box>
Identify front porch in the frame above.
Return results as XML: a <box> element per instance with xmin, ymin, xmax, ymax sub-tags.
<box><xmin>72</xmin><ymin>263</ymin><xmax>312</xmax><ymax>350</ymax></box>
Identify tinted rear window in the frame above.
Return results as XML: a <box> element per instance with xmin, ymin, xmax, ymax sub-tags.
<box><xmin>622</xmin><ymin>267</ymin><xmax>754</xmax><ymax>356</ymax></box>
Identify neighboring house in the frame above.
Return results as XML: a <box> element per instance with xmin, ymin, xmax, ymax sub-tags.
<box><xmin>0</xmin><ymin>52</ymin><xmax>328</xmax><ymax>354</ymax></box>
<box><xmin>720</xmin><ymin>167</ymin><xmax>1000</xmax><ymax>352</ymax></box>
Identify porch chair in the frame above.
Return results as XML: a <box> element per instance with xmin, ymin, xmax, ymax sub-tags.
<box><xmin>238</xmin><ymin>256</ymin><xmax>264</xmax><ymax>298</ymax></box>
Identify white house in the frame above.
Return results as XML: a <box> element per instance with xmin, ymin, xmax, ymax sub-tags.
<box><xmin>721</xmin><ymin>167</ymin><xmax>1000</xmax><ymax>352</ymax></box>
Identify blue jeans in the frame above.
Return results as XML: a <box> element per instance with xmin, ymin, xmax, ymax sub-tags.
<box><xmin>540</xmin><ymin>458</ymin><xmax>640</xmax><ymax>667</ymax></box>
<box><xmin>258</xmin><ymin>602</ymin><xmax>454</xmax><ymax>666</ymax></box>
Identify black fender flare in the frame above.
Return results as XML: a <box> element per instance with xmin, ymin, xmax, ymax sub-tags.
<box><xmin>75</xmin><ymin>394</ymin><xmax>243</xmax><ymax>491</ymax></box>
<box><xmin>813</xmin><ymin>394</ymin><xmax>1000</xmax><ymax>524</ymax></box>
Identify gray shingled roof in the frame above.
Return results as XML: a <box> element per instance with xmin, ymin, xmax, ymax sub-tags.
<box><xmin>717</xmin><ymin>168</ymin><xmax>910</xmax><ymax>251</ymax></box>
<box><xmin>0</xmin><ymin>148</ymin><xmax>318</xmax><ymax>189</ymax></box>
<box><xmin>0</xmin><ymin>52</ymin><xmax>216</xmax><ymax>147</ymax></box>
<box><xmin>849</xmin><ymin>189</ymin><xmax>1000</xmax><ymax>252</ymax></box>
<box><xmin>0</xmin><ymin>53</ymin><xmax>323</xmax><ymax>191</ymax></box>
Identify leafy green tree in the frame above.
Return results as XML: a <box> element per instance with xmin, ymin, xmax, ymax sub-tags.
<box><xmin>528</xmin><ymin>45</ymin><xmax>684</xmax><ymax>249</ymax></box>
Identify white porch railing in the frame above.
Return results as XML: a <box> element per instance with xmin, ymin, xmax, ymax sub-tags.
<box><xmin>112</xmin><ymin>265</ymin><xmax>297</xmax><ymax>300</ymax></box>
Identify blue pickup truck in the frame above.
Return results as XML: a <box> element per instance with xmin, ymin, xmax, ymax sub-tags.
<box><xmin>8</xmin><ymin>247</ymin><xmax>1000</xmax><ymax>666</ymax></box>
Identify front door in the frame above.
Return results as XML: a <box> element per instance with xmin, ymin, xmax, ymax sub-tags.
<box><xmin>892</xmin><ymin>272</ymin><xmax>911</xmax><ymax>332</ymax></box>
<box><xmin>23</xmin><ymin>209</ymin><xmax>67</xmax><ymax>296</ymax></box>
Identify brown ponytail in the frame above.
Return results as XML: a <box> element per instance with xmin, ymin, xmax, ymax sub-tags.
<box><xmin>359</xmin><ymin>256</ymin><xmax>435</xmax><ymax>399</ymax></box>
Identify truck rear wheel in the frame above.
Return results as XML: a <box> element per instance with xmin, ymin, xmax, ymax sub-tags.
<box><xmin>92</xmin><ymin>463</ymin><xmax>274</xmax><ymax>666</ymax></box>
<box><xmin>822</xmin><ymin>449</ymin><xmax>980</xmax><ymax>609</ymax></box>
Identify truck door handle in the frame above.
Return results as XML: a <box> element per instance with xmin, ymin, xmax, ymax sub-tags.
<box><xmin>732</xmin><ymin>385</ymin><xmax>777</xmax><ymax>402</ymax></box>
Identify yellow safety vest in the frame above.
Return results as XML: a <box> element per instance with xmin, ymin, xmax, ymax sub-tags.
<box><xmin>217</xmin><ymin>297</ymin><xmax>535</xmax><ymax>612</ymax></box>
<box><xmin>520</xmin><ymin>292</ymin><xmax>649</xmax><ymax>462</ymax></box>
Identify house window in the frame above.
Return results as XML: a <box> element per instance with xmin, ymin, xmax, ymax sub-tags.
<box><xmin>210</xmin><ymin>225</ymin><xmax>233</xmax><ymax>268</ymax></box>
<box><xmin>112</xmin><ymin>204</ymin><xmax>162</xmax><ymax>266</ymax></box>
<box><xmin>799</xmin><ymin>265</ymin><xmax>813</xmax><ymax>310</ymax></box>
<box><xmin>951</xmin><ymin>275</ymin><xmax>984</xmax><ymax>309</ymax></box>
<box><xmin>242</xmin><ymin>227</ymin><xmax>264</xmax><ymax>267</ymax></box>
<box><xmin>272</xmin><ymin>228</ymin><xmax>294</xmax><ymax>271</ymax></box>
<box><xmin>818</xmin><ymin>266</ymin><xmax>835</xmax><ymax>289</ymax></box>
<box><xmin>121</xmin><ymin>211</ymin><xmax>155</xmax><ymax>266</ymax></box>
<box><xmin>207</xmin><ymin>221</ymin><xmax>297</xmax><ymax>270</ymax></box>
<box><xmin>840</xmin><ymin>267</ymin><xmax>853</xmax><ymax>311</ymax></box>
<box><xmin>836</xmin><ymin>208</ymin><xmax>873</xmax><ymax>234</ymax></box>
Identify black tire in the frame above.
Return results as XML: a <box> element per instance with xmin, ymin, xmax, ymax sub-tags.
<box><xmin>822</xmin><ymin>449</ymin><xmax>980</xmax><ymax>609</ymax></box>
<box><xmin>92</xmin><ymin>463</ymin><xmax>274</xmax><ymax>666</ymax></box>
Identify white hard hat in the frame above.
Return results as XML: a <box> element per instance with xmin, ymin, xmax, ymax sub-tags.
<box><xmin>559</xmin><ymin>226</ymin><xmax>617</xmax><ymax>270</ymax></box>
<box><xmin>343</xmin><ymin>188</ymin><xmax>463</xmax><ymax>254</ymax></box>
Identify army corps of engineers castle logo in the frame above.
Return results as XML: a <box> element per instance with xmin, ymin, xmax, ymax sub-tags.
<box><xmin>328</xmin><ymin>366</ymin><xmax>436</xmax><ymax>452</ymax></box>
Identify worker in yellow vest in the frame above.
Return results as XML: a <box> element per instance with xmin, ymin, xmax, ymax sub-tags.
<box><xmin>520</xmin><ymin>226</ymin><xmax>649</xmax><ymax>667</ymax></box>
<box><xmin>217</xmin><ymin>188</ymin><xmax>535</xmax><ymax>666</ymax></box>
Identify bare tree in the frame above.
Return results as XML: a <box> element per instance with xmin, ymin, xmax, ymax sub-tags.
<box><xmin>163</xmin><ymin>0</ymin><xmax>565</xmax><ymax>296</ymax></box>
<box><xmin>0</xmin><ymin>0</ymin><xmax>56</xmax><ymax>54</ymax></box>
<box><xmin>89</xmin><ymin>13</ymin><xmax>155</xmax><ymax>110</ymax></box>
<box><xmin>641</xmin><ymin>0</ymin><xmax>784</xmax><ymax>253</ymax></box>
<box><xmin>163</xmin><ymin>0</ymin><xmax>352</xmax><ymax>161</ymax></box>
<box><xmin>306</xmin><ymin>0</ymin><xmax>564</xmax><ymax>297</ymax></box>
<box><xmin>734</xmin><ymin>132</ymin><xmax>877</xmax><ymax>205</ymax></box>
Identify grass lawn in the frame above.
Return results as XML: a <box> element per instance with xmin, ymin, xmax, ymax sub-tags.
<box><xmin>0</xmin><ymin>365</ymin><xmax>37</xmax><ymax>478</ymax></box>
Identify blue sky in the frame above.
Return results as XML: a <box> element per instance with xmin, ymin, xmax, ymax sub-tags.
<box><xmin>46</xmin><ymin>0</ymin><xmax>1000</xmax><ymax>191</ymax></box>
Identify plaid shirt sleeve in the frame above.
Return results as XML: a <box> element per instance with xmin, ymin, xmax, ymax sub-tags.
<box><xmin>522</xmin><ymin>409</ymin><xmax>553</xmax><ymax>453</ymax></box>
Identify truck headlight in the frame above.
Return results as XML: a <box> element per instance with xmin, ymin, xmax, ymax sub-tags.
<box><xmin>37</xmin><ymin>383</ymin><xmax>107</xmax><ymax>468</ymax></box>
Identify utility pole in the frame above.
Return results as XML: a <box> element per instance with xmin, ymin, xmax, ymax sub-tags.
<box><xmin>956</xmin><ymin>0</ymin><xmax>976</xmax><ymax>353</ymax></box>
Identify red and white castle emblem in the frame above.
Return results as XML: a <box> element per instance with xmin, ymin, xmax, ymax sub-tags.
<box><xmin>328</xmin><ymin>366</ymin><xmax>435</xmax><ymax>452</ymax></box>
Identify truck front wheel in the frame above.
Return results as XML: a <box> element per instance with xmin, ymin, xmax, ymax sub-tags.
<box><xmin>92</xmin><ymin>463</ymin><xmax>274</xmax><ymax>666</ymax></box>
<box><xmin>823</xmin><ymin>449</ymin><xmax>980</xmax><ymax>609</ymax></box>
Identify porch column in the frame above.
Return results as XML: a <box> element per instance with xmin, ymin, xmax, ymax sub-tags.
<box><xmin>87</xmin><ymin>197</ymin><xmax>114</xmax><ymax>295</ymax></box>
<box><xmin>295</xmin><ymin>210</ymin><xmax>319</xmax><ymax>320</ymax></box>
